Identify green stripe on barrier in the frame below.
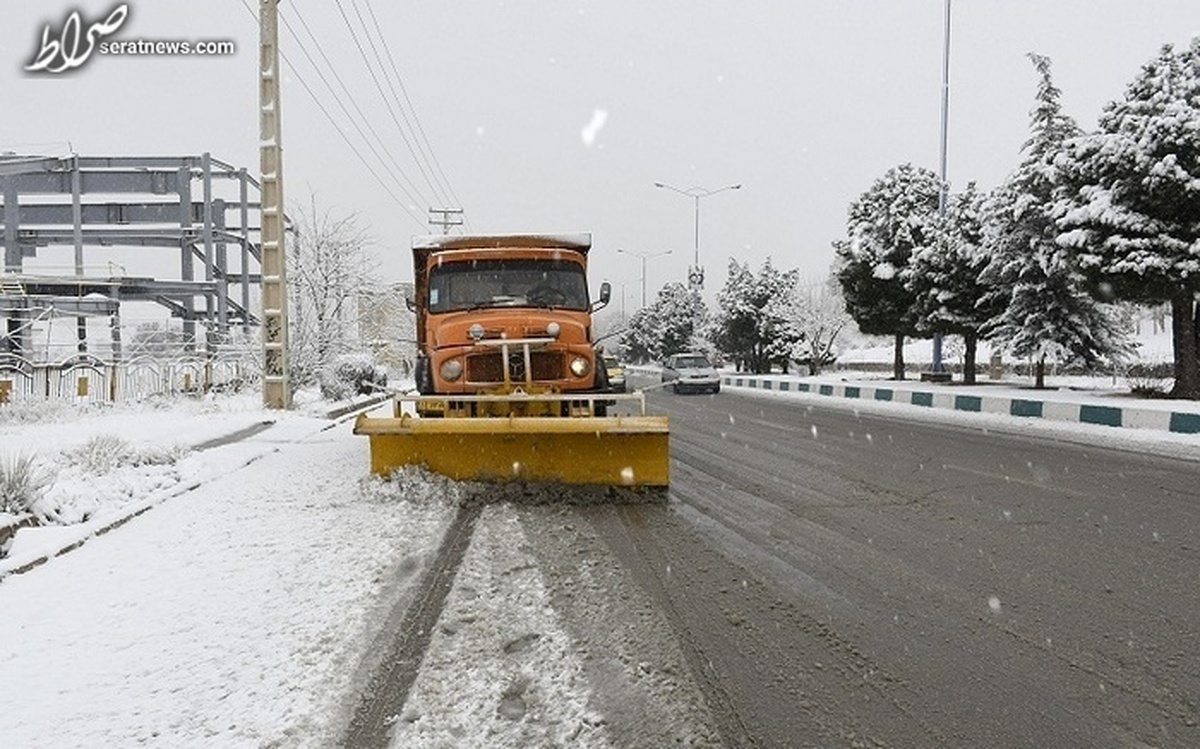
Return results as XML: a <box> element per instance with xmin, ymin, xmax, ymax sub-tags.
<box><xmin>1010</xmin><ymin>399</ymin><xmax>1043</xmax><ymax>418</ymax></box>
<box><xmin>954</xmin><ymin>395</ymin><xmax>982</xmax><ymax>412</ymax></box>
<box><xmin>874</xmin><ymin>389</ymin><xmax>893</xmax><ymax>401</ymax></box>
<box><xmin>1169</xmin><ymin>412</ymin><xmax>1200</xmax><ymax>434</ymax></box>
<box><xmin>911</xmin><ymin>392</ymin><xmax>933</xmax><ymax>407</ymax></box>
<box><xmin>1080</xmin><ymin>404</ymin><xmax>1121</xmax><ymax>427</ymax></box>
<box><xmin>845</xmin><ymin>386</ymin><xmax>860</xmax><ymax>399</ymax></box>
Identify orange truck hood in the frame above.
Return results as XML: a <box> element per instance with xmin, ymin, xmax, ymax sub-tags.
<box><xmin>429</xmin><ymin>308</ymin><xmax>591</xmax><ymax>349</ymax></box>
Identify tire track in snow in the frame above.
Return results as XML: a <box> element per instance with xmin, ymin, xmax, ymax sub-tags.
<box><xmin>341</xmin><ymin>501</ymin><xmax>481</xmax><ymax>748</ymax></box>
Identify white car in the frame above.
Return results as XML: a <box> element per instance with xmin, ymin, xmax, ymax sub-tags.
<box><xmin>661</xmin><ymin>353</ymin><xmax>721</xmax><ymax>394</ymax></box>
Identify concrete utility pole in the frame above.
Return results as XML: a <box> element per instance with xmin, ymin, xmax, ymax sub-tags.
<box><xmin>259</xmin><ymin>0</ymin><xmax>291</xmax><ymax>408</ymax></box>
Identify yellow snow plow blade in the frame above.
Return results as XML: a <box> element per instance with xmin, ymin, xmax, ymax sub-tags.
<box><xmin>353</xmin><ymin>393</ymin><xmax>668</xmax><ymax>487</ymax></box>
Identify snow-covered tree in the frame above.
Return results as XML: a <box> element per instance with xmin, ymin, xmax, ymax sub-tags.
<box><xmin>788</xmin><ymin>275</ymin><xmax>851</xmax><ymax>376</ymax></box>
<box><xmin>981</xmin><ymin>53</ymin><xmax>1133</xmax><ymax>388</ymax></box>
<box><xmin>619</xmin><ymin>282</ymin><xmax>703</xmax><ymax>363</ymax></box>
<box><xmin>712</xmin><ymin>258</ymin><xmax>801</xmax><ymax>374</ymax></box>
<box><xmin>288</xmin><ymin>199</ymin><xmax>375</xmax><ymax>387</ymax></box>
<box><xmin>1056</xmin><ymin>39</ymin><xmax>1200</xmax><ymax>398</ymax></box>
<box><xmin>907</xmin><ymin>183</ymin><xmax>999</xmax><ymax>384</ymax></box>
<box><xmin>834</xmin><ymin>163</ymin><xmax>941</xmax><ymax>380</ymax></box>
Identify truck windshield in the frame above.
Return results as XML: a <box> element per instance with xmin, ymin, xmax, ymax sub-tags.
<box><xmin>427</xmin><ymin>258</ymin><xmax>589</xmax><ymax>312</ymax></box>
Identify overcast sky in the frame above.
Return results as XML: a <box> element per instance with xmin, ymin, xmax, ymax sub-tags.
<box><xmin>3</xmin><ymin>1</ymin><xmax>1198</xmax><ymax>311</ymax></box>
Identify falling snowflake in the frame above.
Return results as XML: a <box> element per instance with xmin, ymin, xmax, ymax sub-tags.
<box><xmin>580</xmin><ymin>108</ymin><xmax>608</xmax><ymax>146</ymax></box>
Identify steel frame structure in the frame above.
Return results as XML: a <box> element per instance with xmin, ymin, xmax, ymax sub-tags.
<box><xmin>0</xmin><ymin>153</ymin><xmax>263</xmax><ymax>361</ymax></box>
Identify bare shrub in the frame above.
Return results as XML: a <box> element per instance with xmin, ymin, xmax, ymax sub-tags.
<box><xmin>0</xmin><ymin>453</ymin><xmax>54</xmax><ymax>515</ymax></box>
<box><xmin>65</xmin><ymin>435</ymin><xmax>132</xmax><ymax>474</ymax></box>
<box><xmin>63</xmin><ymin>435</ymin><xmax>189</xmax><ymax>474</ymax></box>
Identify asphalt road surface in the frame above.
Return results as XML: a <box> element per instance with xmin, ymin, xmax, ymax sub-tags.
<box><xmin>569</xmin><ymin>373</ymin><xmax>1200</xmax><ymax>747</ymax></box>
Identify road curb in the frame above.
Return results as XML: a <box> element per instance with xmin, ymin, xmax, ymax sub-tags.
<box><xmin>722</xmin><ymin>374</ymin><xmax>1200</xmax><ymax>436</ymax></box>
<box><xmin>0</xmin><ymin>418</ymin><xmax>315</xmax><ymax>581</ymax></box>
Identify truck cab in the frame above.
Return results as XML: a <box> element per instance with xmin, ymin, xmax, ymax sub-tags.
<box><xmin>411</xmin><ymin>234</ymin><xmax>611</xmax><ymax>399</ymax></box>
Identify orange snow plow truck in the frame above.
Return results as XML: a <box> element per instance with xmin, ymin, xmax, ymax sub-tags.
<box><xmin>353</xmin><ymin>233</ymin><xmax>669</xmax><ymax>492</ymax></box>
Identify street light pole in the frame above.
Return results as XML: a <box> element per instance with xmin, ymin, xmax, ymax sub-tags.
<box><xmin>932</xmin><ymin>0</ymin><xmax>951</xmax><ymax>376</ymax></box>
<box><xmin>617</xmin><ymin>248</ymin><xmax>672</xmax><ymax>307</ymax></box>
<box><xmin>654</xmin><ymin>181</ymin><xmax>740</xmax><ymax>291</ymax></box>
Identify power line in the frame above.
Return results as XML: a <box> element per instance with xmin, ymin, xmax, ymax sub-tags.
<box><xmin>359</xmin><ymin>0</ymin><xmax>466</xmax><ymax>214</ymax></box>
<box><xmin>283</xmin><ymin>3</ymin><xmax>434</xmax><ymax>212</ymax></box>
<box><xmin>238</xmin><ymin>0</ymin><xmax>427</xmax><ymax>230</ymax></box>
<box><xmin>334</xmin><ymin>0</ymin><xmax>450</xmax><ymax>210</ymax></box>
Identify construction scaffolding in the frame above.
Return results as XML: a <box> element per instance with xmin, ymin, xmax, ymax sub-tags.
<box><xmin>0</xmin><ymin>153</ymin><xmax>263</xmax><ymax>366</ymax></box>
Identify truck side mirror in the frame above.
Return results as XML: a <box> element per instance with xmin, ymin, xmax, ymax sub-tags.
<box><xmin>405</xmin><ymin>296</ymin><xmax>416</xmax><ymax>313</ymax></box>
<box><xmin>593</xmin><ymin>281</ymin><xmax>611</xmax><ymax>311</ymax></box>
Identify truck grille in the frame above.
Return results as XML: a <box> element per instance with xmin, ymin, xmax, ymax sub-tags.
<box><xmin>466</xmin><ymin>351</ymin><xmax>563</xmax><ymax>384</ymax></box>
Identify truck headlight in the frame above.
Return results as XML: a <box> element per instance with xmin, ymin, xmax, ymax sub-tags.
<box><xmin>440</xmin><ymin>359</ymin><xmax>463</xmax><ymax>381</ymax></box>
<box><xmin>569</xmin><ymin>356</ymin><xmax>590</xmax><ymax>377</ymax></box>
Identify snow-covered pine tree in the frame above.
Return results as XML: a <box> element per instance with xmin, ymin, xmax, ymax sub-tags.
<box><xmin>834</xmin><ymin>163</ymin><xmax>940</xmax><ymax>380</ymax></box>
<box><xmin>907</xmin><ymin>183</ymin><xmax>999</xmax><ymax>384</ymax></box>
<box><xmin>1056</xmin><ymin>39</ymin><xmax>1200</xmax><ymax>398</ymax></box>
<box><xmin>618</xmin><ymin>282</ymin><xmax>703</xmax><ymax>363</ymax></box>
<box><xmin>758</xmin><ymin>262</ymin><xmax>803</xmax><ymax>373</ymax></box>
<box><xmin>980</xmin><ymin>53</ymin><xmax>1132</xmax><ymax>388</ymax></box>
<box><xmin>712</xmin><ymin>260</ymin><xmax>755</xmax><ymax>372</ymax></box>
<box><xmin>619</xmin><ymin>306</ymin><xmax>657</xmax><ymax>364</ymax></box>
<box><xmin>712</xmin><ymin>258</ymin><xmax>801</xmax><ymax>374</ymax></box>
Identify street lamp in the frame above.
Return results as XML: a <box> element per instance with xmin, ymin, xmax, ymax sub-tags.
<box><xmin>653</xmin><ymin>181</ymin><xmax>741</xmax><ymax>290</ymax></box>
<box><xmin>932</xmin><ymin>0</ymin><xmax>951</xmax><ymax>376</ymax></box>
<box><xmin>617</xmin><ymin>248</ymin><xmax>672</xmax><ymax>308</ymax></box>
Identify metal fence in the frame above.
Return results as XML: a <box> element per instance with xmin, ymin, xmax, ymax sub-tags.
<box><xmin>0</xmin><ymin>352</ymin><xmax>254</xmax><ymax>404</ymax></box>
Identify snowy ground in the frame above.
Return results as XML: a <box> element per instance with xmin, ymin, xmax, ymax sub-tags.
<box><xmin>0</xmin><ymin>393</ymin><xmax>461</xmax><ymax>747</ymax></box>
<box><xmin>2</xmin><ymin>391</ymin><xmax>703</xmax><ymax>748</ymax></box>
<box><xmin>2</xmin><ymin>372</ymin><xmax>1198</xmax><ymax>747</ymax></box>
